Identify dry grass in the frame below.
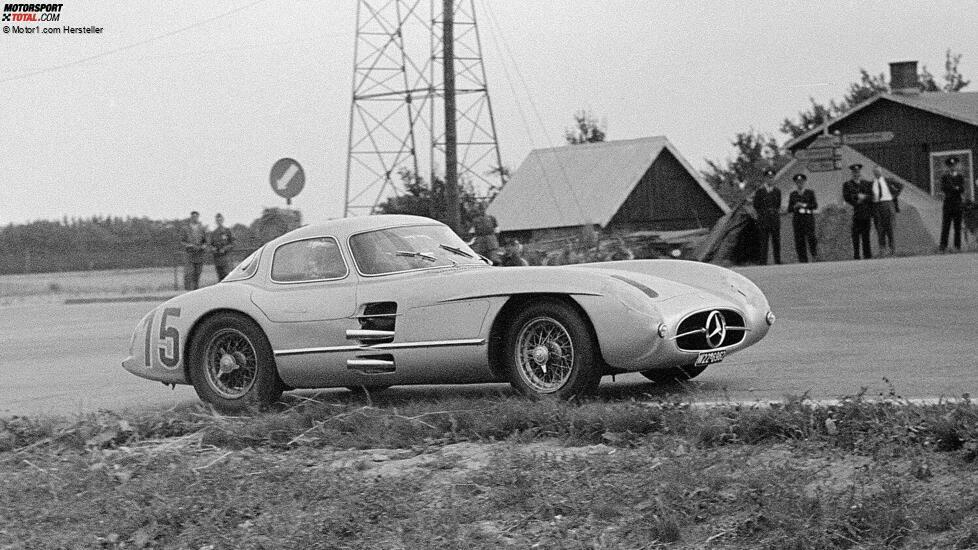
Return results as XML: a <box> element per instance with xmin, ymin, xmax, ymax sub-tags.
<box><xmin>2</xmin><ymin>393</ymin><xmax>978</xmax><ymax>548</ymax></box>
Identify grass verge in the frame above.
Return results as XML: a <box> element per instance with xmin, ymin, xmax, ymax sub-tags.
<box><xmin>2</xmin><ymin>391</ymin><xmax>978</xmax><ymax>549</ymax></box>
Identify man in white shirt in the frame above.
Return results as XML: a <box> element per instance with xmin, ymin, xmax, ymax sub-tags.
<box><xmin>870</xmin><ymin>165</ymin><xmax>902</xmax><ymax>256</ymax></box>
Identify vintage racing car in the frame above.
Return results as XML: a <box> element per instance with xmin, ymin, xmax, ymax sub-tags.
<box><xmin>123</xmin><ymin>215</ymin><xmax>774</xmax><ymax>411</ymax></box>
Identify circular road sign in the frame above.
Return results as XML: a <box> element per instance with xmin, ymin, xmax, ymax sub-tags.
<box><xmin>270</xmin><ymin>158</ymin><xmax>305</xmax><ymax>200</ymax></box>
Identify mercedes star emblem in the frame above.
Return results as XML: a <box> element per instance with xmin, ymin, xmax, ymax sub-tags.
<box><xmin>705</xmin><ymin>310</ymin><xmax>727</xmax><ymax>349</ymax></box>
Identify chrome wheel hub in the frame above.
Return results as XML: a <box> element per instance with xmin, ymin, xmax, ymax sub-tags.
<box><xmin>514</xmin><ymin>316</ymin><xmax>574</xmax><ymax>393</ymax></box>
<box><xmin>204</xmin><ymin>328</ymin><xmax>258</xmax><ymax>399</ymax></box>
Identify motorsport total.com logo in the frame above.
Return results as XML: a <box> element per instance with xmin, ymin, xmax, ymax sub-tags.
<box><xmin>2</xmin><ymin>3</ymin><xmax>63</xmax><ymax>22</ymax></box>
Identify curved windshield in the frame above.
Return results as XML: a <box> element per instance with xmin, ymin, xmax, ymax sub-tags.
<box><xmin>350</xmin><ymin>224</ymin><xmax>488</xmax><ymax>275</ymax></box>
<box><xmin>223</xmin><ymin>248</ymin><xmax>262</xmax><ymax>282</ymax></box>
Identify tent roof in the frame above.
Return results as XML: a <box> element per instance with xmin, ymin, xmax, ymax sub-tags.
<box><xmin>488</xmin><ymin>136</ymin><xmax>729</xmax><ymax>232</ymax></box>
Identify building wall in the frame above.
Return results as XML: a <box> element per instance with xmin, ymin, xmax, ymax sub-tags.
<box><xmin>792</xmin><ymin>99</ymin><xmax>978</xmax><ymax>194</ymax></box>
<box><xmin>608</xmin><ymin>149</ymin><xmax>725</xmax><ymax>231</ymax></box>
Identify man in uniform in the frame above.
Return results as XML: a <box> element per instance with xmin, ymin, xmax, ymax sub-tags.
<box><xmin>752</xmin><ymin>167</ymin><xmax>782</xmax><ymax>265</ymax></box>
<box><xmin>940</xmin><ymin>156</ymin><xmax>966</xmax><ymax>252</ymax></box>
<box><xmin>209</xmin><ymin>213</ymin><xmax>236</xmax><ymax>280</ymax></box>
<box><xmin>870</xmin><ymin>165</ymin><xmax>902</xmax><ymax>256</ymax></box>
<box><xmin>787</xmin><ymin>173</ymin><xmax>818</xmax><ymax>262</ymax></box>
<box><xmin>180</xmin><ymin>211</ymin><xmax>207</xmax><ymax>290</ymax></box>
<box><xmin>842</xmin><ymin>163</ymin><xmax>873</xmax><ymax>260</ymax></box>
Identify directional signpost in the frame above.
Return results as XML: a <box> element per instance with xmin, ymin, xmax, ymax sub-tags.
<box><xmin>270</xmin><ymin>158</ymin><xmax>305</xmax><ymax>206</ymax></box>
<box><xmin>796</xmin><ymin>134</ymin><xmax>842</xmax><ymax>172</ymax></box>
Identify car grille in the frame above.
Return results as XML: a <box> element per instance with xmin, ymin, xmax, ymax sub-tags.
<box><xmin>674</xmin><ymin>309</ymin><xmax>746</xmax><ymax>351</ymax></box>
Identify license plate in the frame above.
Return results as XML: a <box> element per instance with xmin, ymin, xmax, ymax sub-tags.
<box><xmin>694</xmin><ymin>350</ymin><xmax>726</xmax><ymax>366</ymax></box>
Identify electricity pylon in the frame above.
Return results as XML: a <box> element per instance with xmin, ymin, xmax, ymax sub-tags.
<box><xmin>344</xmin><ymin>0</ymin><xmax>504</xmax><ymax>218</ymax></box>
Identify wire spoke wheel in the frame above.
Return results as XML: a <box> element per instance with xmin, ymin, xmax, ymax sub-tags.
<box><xmin>514</xmin><ymin>316</ymin><xmax>575</xmax><ymax>393</ymax></box>
<box><xmin>203</xmin><ymin>328</ymin><xmax>259</xmax><ymax>399</ymax></box>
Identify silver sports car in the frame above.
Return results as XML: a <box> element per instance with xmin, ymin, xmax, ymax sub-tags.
<box><xmin>123</xmin><ymin>215</ymin><xmax>774</xmax><ymax>412</ymax></box>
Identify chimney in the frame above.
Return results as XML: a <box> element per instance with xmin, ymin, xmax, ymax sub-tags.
<box><xmin>889</xmin><ymin>61</ymin><xmax>920</xmax><ymax>95</ymax></box>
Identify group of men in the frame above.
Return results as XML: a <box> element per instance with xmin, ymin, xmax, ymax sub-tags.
<box><xmin>754</xmin><ymin>162</ymin><xmax>905</xmax><ymax>264</ymax></box>
<box><xmin>842</xmin><ymin>163</ymin><xmax>903</xmax><ymax>260</ymax></box>
<box><xmin>180</xmin><ymin>211</ymin><xmax>236</xmax><ymax>290</ymax></box>
<box><xmin>755</xmin><ymin>155</ymin><xmax>971</xmax><ymax>263</ymax></box>
<box><xmin>753</xmin><ymin>168</ymin><xmax>823</xmax><ymax>264</ymax></box>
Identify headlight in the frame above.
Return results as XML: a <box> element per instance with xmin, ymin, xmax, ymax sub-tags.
<box><xmin>765</xmin><ymin>311</ymin><xmax>776</xmax><ymax>326</ymax></box>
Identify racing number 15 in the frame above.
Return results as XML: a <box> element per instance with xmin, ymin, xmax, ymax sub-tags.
<box><xmin>143</xmin><ymin>307</ymin><xmax>181</xmax><ymax>369</ymax></box>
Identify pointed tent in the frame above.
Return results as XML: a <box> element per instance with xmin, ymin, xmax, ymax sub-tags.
<box><xmin>488</xmin><ymin>137</ymin><xmax>730</xmax><ymax>235</ymax></box>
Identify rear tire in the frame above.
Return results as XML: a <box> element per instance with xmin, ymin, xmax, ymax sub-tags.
<box><xmin>187</xmin><ymin>313</ymin><xmax>282</xmax><ymax>413</ymax></box>
<box><xmin>504</xmin><ymin>300</ymin><xmax>600</xmax><ymax>399</ymax></box>
<box><xmin>640</xmin><ymin>365</ymin><xmax>706</xmax><ymax>384</ymax></box>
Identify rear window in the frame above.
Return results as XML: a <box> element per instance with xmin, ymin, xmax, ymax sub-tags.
<box><xmin>271</xmin><ymin>237</ymin><xmax>347</xmax><ymax>282</ymax></box>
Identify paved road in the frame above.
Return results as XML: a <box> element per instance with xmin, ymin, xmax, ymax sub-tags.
<box><xmin>1</xmin><ymin>253</ymin><xmax>975</xmax><ymax>417</ymax></box>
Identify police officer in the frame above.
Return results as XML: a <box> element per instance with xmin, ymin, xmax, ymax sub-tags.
<box><xmin>209</xmin><ymin>213</ymin><xmax>236</xmax><ymax>280</ymax></box>
<box><xmin>787</xmin><ymin>173</ymin><xmax>818</xmax><ymax>262</ymax></box>
<box><xmin>752</xmin><ymin>167</ymin><xmax>782</xmax><ymax>265</ymax></box>
<box><xmin>939</xmin><ymin>156</ymin><xmax>966</xmax><ymax>252</ymax></box>
<box><xmin>180</xmin><ymin>211</ymin><xmax>207</xmax><ymax>290</ymax></box>
<box><xmin>842</xmin><ymin>163</ymin><xmax>873</xmax><ymax>260</ymax></box>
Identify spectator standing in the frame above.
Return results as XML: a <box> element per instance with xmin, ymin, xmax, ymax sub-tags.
<box><xmin>870</xmin><ymin>165</ymin><xmax>902</xmax><ymax>256</ymax></box>
<box><xmin>498</xmin><ymin>239</ymin><xmax>529</xmax><ymax>266</ymax></box>
<box><xmin>752</xmin><ymin>168</ymin><xmax>782</xmax><ymax>265</ymax></box>
<box><xmin>180</xmin><ymin>211</ymin><xmax>207</xmax><ymax>290</ymax></box>
<box><xmin>842</xmin><ymin>164</ymin><xmax>874</xmax><ymax>260</ymax></box>
<box><xmin>470</xmin><ymin>204</ymin><xmax>500</xmax><ymax>264</ymax></box>
<box><xmin>787</xmin><ymin>173</ymin><xmax>818</xmax><ymax>262</ymax></box>
<box><xmin>209</xmin><ymin>213</ymin><xmax>236</xmax><ymax>281</ymax></box>
<box><xmin>939</xmin><ymin>156</ymin><xmax>966</xmax><ymax>252</ymax></box>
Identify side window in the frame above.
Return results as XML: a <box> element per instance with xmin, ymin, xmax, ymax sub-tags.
<box><xmin>271</xmin><ymin>238</ymin><xmax>346</xmax><ymax>282</ymax></box>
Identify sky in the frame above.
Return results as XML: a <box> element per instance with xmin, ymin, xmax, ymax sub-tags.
<box><xmin>1</xmin><ymin>1</ymin><xmax>976</xmax><ymax>227</ymax></box>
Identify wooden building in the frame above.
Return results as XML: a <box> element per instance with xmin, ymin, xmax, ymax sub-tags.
<box><xmin>786</xmin><ymin>62</ymin><xmax>978</xmax><ymax>201</ymax></box>
<box><xmin>487</xmin><ymin>136</ymin><xmax>729</xmax><ymax>241</ymax></box>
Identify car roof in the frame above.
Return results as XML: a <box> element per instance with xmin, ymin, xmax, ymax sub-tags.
<box><xmin>266</xmin><ymin>214</ymin><xmax>445</xmax><ymax>247</ymax></box>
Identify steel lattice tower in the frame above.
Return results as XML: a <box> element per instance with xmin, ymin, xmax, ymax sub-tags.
<box><xmin>344</xmin><ymin>0</ymin><xmax>504</xmax><ymax>217</ymax></box>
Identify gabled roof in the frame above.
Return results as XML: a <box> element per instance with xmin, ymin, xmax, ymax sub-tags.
<box><xmin>487</xmin><ymin>136</ymin><xmax>729</xmax><ymax>232</ymax></box>
<box><xmin>785</xmin><ymin>92</ymin><xmax>978</xmax><ymax>150</ymax></box>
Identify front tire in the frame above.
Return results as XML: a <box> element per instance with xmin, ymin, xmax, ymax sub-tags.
<box><xmin>504</xmin><ymin>300</ymin><xmax>600</xmax><ymax>399</ymax></box>
<box><xmin>640</xmin><ymin>365</ymin><xmax>706</xmax><ymax>385</ymax></box>
<box><xmin>188</xmin><ymin>313</ymin><xmax>282</xmax><ymax>413</ymax></box>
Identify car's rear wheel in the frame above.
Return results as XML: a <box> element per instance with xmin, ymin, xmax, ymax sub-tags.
<box><xmin>504</xmin><ymin>300</ymin><xmax>600</xmax><ymax>399</ymax></box>
<box><xmin>640</xmin><ymin>365</ymin><xmax>706</xmax><ymax>384</ymax></box>
<box><xmin>188</xmin><ymin>313</ymin><xmax>282</xmax><ymax>413</ymax></box>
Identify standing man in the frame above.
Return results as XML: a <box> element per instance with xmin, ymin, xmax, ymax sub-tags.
<box><xmin>752</xmin><ymin>168</ymin><xmax>782</xmax><ymax>265</ymax></box>
<box><xmin>787</xmin><ymin>173</ymin><xmax>819</xmax><ymax>262</ymax></box>
<box><xmin>470</xmin><ymin>203</ymin><xmax>501</xmax><ymax>264</ymax></box>
<box><xmin>180</xmin><ymin>211</ymin><xmax>207</xmax><ymax>290</ymax></box>
<box><xmin>843</xmin><ymin>163</ymin><xmax>874</xmax><ymax>260</ymax></box>
<box><xmin>870</xmin><ymin>165</ymin><xmax>902</xmax><ymax>256</ymax></box>
<box><xmin>939</xmin><ymin>156</ymin><xmax>966</xmax><ymax>252</ymax></box>
<box><xmin>209</xmin><ymin>213</ymin><xmax>236</xmax><ymax>281</ymax></box>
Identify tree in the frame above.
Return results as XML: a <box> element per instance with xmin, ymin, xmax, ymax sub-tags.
<box><xmin>565</xmin><ymin>110</ymin><xmax>606</xmax><ymax>144</ymax></box>
<box><xmin>702</xmin><ymin>129</ymin><xmax>790</xmax><ymax>207</ymax></box>
<box><xmin>919</xmin><ymin>49</ymin><xmax>971</xmax><ymax>92</ymax></box>
<box><xmin>374</xmin><ymin>169</ymin><xmax>489</xmax><ymax>236</ymax></box>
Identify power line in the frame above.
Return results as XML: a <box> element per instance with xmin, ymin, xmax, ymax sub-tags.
<box><xmin>0</xmin><ymin>0</ymin><xmax>268</xmax><ymax>84</ymax></box>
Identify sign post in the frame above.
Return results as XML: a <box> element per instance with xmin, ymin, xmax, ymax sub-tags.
<box><xmin>270</xmin><ymin>158</ymin><xmax>305</xmax><ymax>206</ymax></box>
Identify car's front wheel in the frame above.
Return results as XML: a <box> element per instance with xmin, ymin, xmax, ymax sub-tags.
<box><xmin>639</xmin><ymin>365</ymin><xmax>706</xmax><ymax>385</ymax></box>
<box><xmin>504</xmin><ymin>300</ymin><xmax>600</xmax><ymax>399</ymax></box>
<box><xmin>187</xmin><ymin>313</ymin><xmax>282</xmax><ymax>413</ymax></box>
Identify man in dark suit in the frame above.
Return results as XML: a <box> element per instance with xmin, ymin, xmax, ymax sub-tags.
<box><xmin>940</xmin><ymin>156</ymin><xmax>967</xmax><ymax>252</ymax></box>
<box><xmin>753</xmin><ymin>167</ymin><xmax>782</xmax><ymax>265</ymax></box>
<box><xmin>870</xmin><ymin>165</ymin><xmax>902</xmax><ymax>256</ymax></box>
<box><xmin>843</xmin><ymin>163</ymin><xmax>874</xmax><ymax>260</ymax></box>
<box><xmin>787</xmin><ymin>173</ymin><xmax>818</xmax><ymax>262</ymax></box>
